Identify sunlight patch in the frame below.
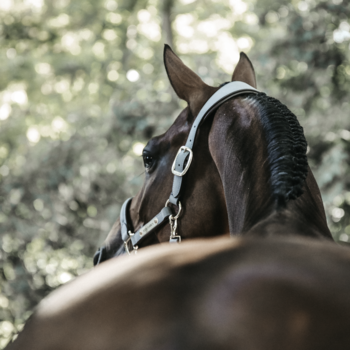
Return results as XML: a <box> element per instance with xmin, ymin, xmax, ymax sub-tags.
<box><xmin>197</xmin><ymin>16</ymin><xmax>230</xmax><ymax>38</ymax></box>
<box><xmin>138</xmin><ymin>22</ymin><xmax>161</xmax><ymax>42</ymax></box>
<box><xmin>106</xmin><ymin>12</ymin><xmax>122</xmax><ymax>24</ymax></box>
<box><xmin>48</xmin><ymin>14</ymin><xmax>70</xmax><ymax>27</ymax></box>
<box><xmin>333</xmin><ymin>21</ymin><xmax>350</xmax><ymax>43</ymax></box>
<box><xmin>79</xmin><ymin>28</ymin><xmax>94</xmax><ymax>41</ymax></box>
<box><xmin>340</xmin><ymin>129</ymin><xmax>350</xmax><ymax>140</ymax></box>
<box><xmin>0</xmin><ymin>0</ymin><xmax>13</xmax><ymax>11</ymax></box>
<box><xmin>107</xmin><ymin>70</ymin><xmax>119</xmax><ymax>81</ymax></box>
<box><xmin>35</xmin><ymin>62</ymin><xmax>52</xmax><ymax>75</ymax></box>
<box><xmin>175</xmin><ymin>14</ymin><xmax>194</xmax><ymax>38</ymax></box>
<box><xmin>132</xmin><ymin>142</ymin><xmax>145</xmax><ymax>156</ymax></box>
<box><xmin>244</xmin><ymin>13</ymin><xmax>258</xmax><ymax>25</ymax></box>
<box><xmin>237</xmin><ymin>37</ymin><xmax>253</xmax><ymax>51</ymax></box>
<box><xmin>27</xmin><ymin>127</ymin><xmax>41</xmax><ymax>143</ymax></box>
<box><xmin>61</xmin><ymin>32</ymin><xmax>81</xmax><ymax>55</ymax></box>
<box><xmin>214</xmin><ymin>32</ymin><xmax>240</xmax><ymax>73</ymax></box>
<box><xmin>51</xmin><ymin>116</ymin><xmax>68</xmax><ymax>133</ymax></box>
<box><xmin>11</xmin><ymin>90</ymin><xmax>28</xmax><ymax>105</ymax></box>
<box><xmin>127</xmin><ymin>70</ymin><xmax>140</xmax><ymax>82</ymax></box>
<box><xmin>104</xmin><ymin>0</ymin><xmax>117</xmax><ymax>11</ymax></box>
<box><xmin>229</xmin><ymin>0</ymin><xmax>247</xmax><ymax>15</ymax></box>
<box><xmin>0</xmin><ymin>104</ymin><xmax>11</xmax><ymax>121</ymax></box>
<box><xmin>102</xmin><ymin>29</ymin><xmax>117</xmax><ymax>41</ymax></box>
<box><xmin>58</xmin><ymin>272</ymin><xmax>73</xmax><ymax>284</ymax></box>
<box><xmin>138</xmin><ymin>9</ymin><xmax>151</xmax><ymax>23</ymax></box>
<box><xmin>92</xmin><ymin>42</ymin><xmax>105</xmax><ymax>58</ymax></box>
<box><xmin>24</xmin><ymin>0</ymin><xmax>44</xmax><ymax>10</ymax></box>
<box><xmin>6</xmin><ymin>48</ymin><xmax>16</xmax><ymax>59</ymax></box>
<box><xmin>0</xmin><ymin>84</ymin><xmax>28</xmax><ymax>106</ymax></box>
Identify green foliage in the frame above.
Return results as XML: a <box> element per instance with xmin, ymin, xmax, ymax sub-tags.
<box><xmin>0</xmin><ymin>0</ymin><xmax>350</xmax><ymax>347</ymax></box>
<box><xmin>249</xmin><ymin>0</ymin><xmax>350</xmax><ymax>240</ymax></box>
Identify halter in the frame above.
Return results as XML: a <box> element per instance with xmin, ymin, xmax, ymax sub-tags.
<box><xmin>120</xmin><ymin>81</ymin><xmax>258</xmax><ymax>254</ymax></box>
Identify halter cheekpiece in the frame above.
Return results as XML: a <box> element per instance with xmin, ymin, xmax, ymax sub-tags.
<box><xmin>120</xmin><ymin>81</ymin><xmax>258</xmax><ymax>254</ymax></box>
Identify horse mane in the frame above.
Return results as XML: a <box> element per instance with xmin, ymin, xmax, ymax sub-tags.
<box><xmin>247</xmin><ymin>92</ymin><xmax>308</xmax><ymax>208</ymax></box>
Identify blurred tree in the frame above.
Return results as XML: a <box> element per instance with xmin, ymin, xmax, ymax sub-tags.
<box><xmin>250</xmin><ymin>0</ymin><xmax>350</xmax><ymax>240</ymax></box>
<box><xmin>0</xmin><ymin>0</ymin><xmax>349</xmax><ymax>347</ymax></box>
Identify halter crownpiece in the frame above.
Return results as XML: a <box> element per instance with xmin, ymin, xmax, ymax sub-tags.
<box><xmin>120</xmin><ymin>81</ymin><xmax>259</xmax><ymax>254</ymax></box>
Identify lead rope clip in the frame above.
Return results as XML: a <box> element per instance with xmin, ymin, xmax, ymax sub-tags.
<box><xmin>165</xmin><ymin>200</ymin><xmax>182</xmax><ymax>243</ymax></box>
<box><xmin>169</xmin><ymin>216</ymin><xmax>181</xmax><ymax>243</ymax></box>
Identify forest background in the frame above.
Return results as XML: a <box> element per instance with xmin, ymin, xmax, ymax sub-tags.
<box><xmin>0</xmin><ymin>0</ymin><xmax>349</xmax><ymax>347</ymax></box>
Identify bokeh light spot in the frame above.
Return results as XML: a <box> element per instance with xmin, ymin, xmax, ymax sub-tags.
<box><xmin>106</xmin><ymin>12</ymin><xmax>122</xmax><ymax>24</ymax></box>
<box><xmin>102</xmin><ymin>29</ymin><xmax>117</xmax><ymax>41</ymax></box>
<box><xmin>33</xmin><ymin>199</ymin><xmax>44</xmax><ymax>212</ymax></box>
<box><xmin>132</xmin><ymin>142</ymin><xmax>145</xmax><ymax>156</ymax></box>
<box><xmin>127</xmin><ymin>70</ymin><xmax>140</xmax><ymax>82</ymax></box>
<box><xmin>11</xmin><ymin>90</ymin><xmax>28</xmax><ymax>105</ymax></box>
<box><xmin>27</xmin><ymin>127</ymin><xmax>41</xmax><ymax>143</ymax></box>
<box><xmin>104</xmin><ymin>0</ymin><xmax>117</xmax><ymax>11</ymax></box>
<box><xmin>107</xmin><ymin>70</ymin><xmax>119</xmax><ymax>81</ymax></box>
<box><xmin>0</xmin><ymin>104</ymin><xmax>11</xmax><ymax>120</ymax></box>
<box><xmin>138</xmin><ymin>9</ymin><xmax>151</xmax><ymax>23</ymax></box>
<box><xmin>58</xmin><ymin>272</ymin><xmax>73</xmax><ymax>284</ymax></box>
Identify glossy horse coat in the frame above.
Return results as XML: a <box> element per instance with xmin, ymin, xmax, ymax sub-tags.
<box><xmin>96</xmin><ymin>47</ymin><xmax>331</xmax><ymax>262</ymax></box>
<box><xmin>7</xmin><ymin>237</ymin><xmax>350</xmax><ymax>350</ymax></box>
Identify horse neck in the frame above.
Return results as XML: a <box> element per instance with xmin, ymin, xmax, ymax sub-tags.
<box><xmin>247</xmin><ymin>169</ymin><xmax>333</xmax><ymax>239</ymax></box>
<box><xmin>209</xmin><ymin>98</ymin><xmax>332</xmax><ymax>239</ymax></box>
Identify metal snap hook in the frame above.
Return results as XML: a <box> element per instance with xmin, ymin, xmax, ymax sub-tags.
<box><xmin>166</xmin><ymin>200</ymin><xmax>182</xmax><ymax>243</ymax></box>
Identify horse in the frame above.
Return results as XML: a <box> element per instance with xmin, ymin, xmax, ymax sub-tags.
<box><xmin>94</xmin><ymin>45</ymin><xmax>332</xmax><ymax>264</ymax></box>
<box><xmin>6</xmin><ymin>236</ymin><xmax>350</xmax><ymax>350</ymax></box>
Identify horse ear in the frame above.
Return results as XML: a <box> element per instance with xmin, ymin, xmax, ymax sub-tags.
<box><xmin>164</xmin><ymin>44</ymin><xmax>216</xmax><ymax>116</ymax></box>
<box><xmin>231</xmin><ymin>52</ymin><xmax>257</xmax><ymax>88</ymax></box>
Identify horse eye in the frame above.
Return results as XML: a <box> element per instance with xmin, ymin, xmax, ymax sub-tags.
<box><xmin>143</xmin><ymin>155</ymin><xmax>153</xmax><ymax>170</ymax></box>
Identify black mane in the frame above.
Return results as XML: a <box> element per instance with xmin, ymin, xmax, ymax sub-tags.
<box><xmin>249</xmin><ymin>93</ymin><xmax>308</xmax><ymax>208</ymax></box>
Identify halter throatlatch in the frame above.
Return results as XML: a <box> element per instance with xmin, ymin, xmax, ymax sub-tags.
<box><xmin>120</xmin><ymin>81</ymin><xmax>259</xmax><ymax>254</ymax></box>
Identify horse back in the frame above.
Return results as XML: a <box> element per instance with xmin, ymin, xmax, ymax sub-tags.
<box><xmin>6</xmin><ymin>237</ymin><xmax>350</xmax><ymax>350</ymax></box>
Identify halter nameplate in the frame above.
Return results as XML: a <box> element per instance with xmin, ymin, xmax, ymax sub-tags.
<box><xmin>120</xmin><ymin>81</ymin><xmax>259</xmax><ymax>253</ymax></box>
<box><xmin>130</xmin><ymin>206</ymin><xmax>172</xmax><ymax>247</ymax></box>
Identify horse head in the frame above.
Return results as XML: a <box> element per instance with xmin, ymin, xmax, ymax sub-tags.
<box><xmin>94</xmin><ymin>46</ymin><xmax>332</xmax><ymax>265</ymax></box>
<box><xmin>94</xmin><ymin>46</ymin><xmax>230</xmax><ymax>263</ymax></box>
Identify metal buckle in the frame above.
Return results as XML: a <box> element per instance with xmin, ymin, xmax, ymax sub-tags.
<box><xmin>124</xmin><ymin>231</ymin><xmax>137</xmax><ymax>255</ymax></box>
<box><xmin>171</xmin><ymin>146</ymin><xmax>193</xmax><ymax>177</ymax></box>
<box><xmin>124</xmin><ymin>237</ymin><xmax>132</xmax><ymax>255</ymax></box>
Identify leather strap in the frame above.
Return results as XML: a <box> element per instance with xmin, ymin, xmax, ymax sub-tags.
<box><xmin>130</xmin><ymin>206</ymin><xmax>172</xmax><ymax>246</ymax></box>
<box><xmin>169</xmin><ymin>81</ymin><xmax>258</xmax><ymax>205</ymax></box>
<box><xmin>120</xmin><ymin>197</ymin><xmax>173</xmax><ymax>249</ymax></box>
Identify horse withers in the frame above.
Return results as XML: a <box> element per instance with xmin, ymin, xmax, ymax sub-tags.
<box><xmin>6</xmin><ymin>237</ymin><xmax>350</xmax><ymax>350</ymax></box>
<box><xmin>94</xmin><ymin>46</ymin><xmax>332</xmax><ymax>263</ymax></box>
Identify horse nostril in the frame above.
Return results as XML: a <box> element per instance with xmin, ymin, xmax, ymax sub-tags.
<box><xmin>93</xmin><ymin>246</ymin><xmax>107</xmax><ymax>266</ymax></box>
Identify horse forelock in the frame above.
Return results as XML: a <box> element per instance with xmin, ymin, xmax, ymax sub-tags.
<box><xmin>244</xmin><ymin>93</ymin><xmax>308</xmax><ymax>208</ymax></box>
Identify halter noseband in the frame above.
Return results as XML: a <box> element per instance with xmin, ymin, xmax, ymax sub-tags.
<box><xmin>120</xmin><ymin>81</ymin><xmax>258</xmax><ymax>254</ymax></box>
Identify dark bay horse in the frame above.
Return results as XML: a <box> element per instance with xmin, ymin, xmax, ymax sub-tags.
<box><xmin>6</xmin><ymin>236</ymin><xmax>350</xmax><ymax>350</ymax></box>
<box><xmin>5</xmin><ymin>48</ymin><xmax>344</xmax><ymax>350</ymax></box>
<box><xmin>95</xmin><ymin>46</ymin><xmax>331</xmax><ymax>263</ymax></box>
